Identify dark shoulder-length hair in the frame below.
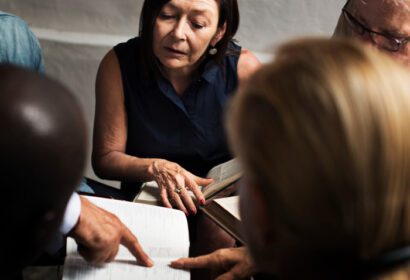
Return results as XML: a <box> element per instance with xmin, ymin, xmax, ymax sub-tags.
<box><xmin>139</xmin><ymin>0</ymin><xmax>240</xmax><ymax>76</ymax></box>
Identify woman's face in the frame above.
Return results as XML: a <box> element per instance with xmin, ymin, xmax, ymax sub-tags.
<box><xmin>153</xmin><ymin>0</ymin><xmax>225</xmax><ymax>74</ymax></box>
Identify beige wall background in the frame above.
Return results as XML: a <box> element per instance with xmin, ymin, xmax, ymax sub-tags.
<box><xmin>0</xmin><ymin>0</ymin><xmax>345</xmax><ymax>187</ymax></box>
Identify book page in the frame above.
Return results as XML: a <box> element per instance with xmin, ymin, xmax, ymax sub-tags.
<box><xmin>206</xmin><ymin>158</ymin><xmax>241</xmax><ymax>182</ymax></box>
<box><xmin>63</xmin><ymin>196</ymin><xmax>190</xmax><ymax>280</ymax></box>
<box><xmin>214</xmin><ymin>196</ymin><xmax>241</xmax><ymax>221</ymax></box>
<box><xmin>64</xmin><ymin>257</ymin><xmax>187</xmax><ymax>280</ymax></box>
<box><xmin>201</xmin><ymin>195</ymin><xmax>244</xmax><ymax>243</ymax></box>
<box><xmin>202</xmin><ymin>158</ymin><xmax>242</xmax><ymax>199</ymax></box>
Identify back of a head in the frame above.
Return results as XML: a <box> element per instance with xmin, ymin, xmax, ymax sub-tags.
<box><xmin>0</xmin><ymin>65</ymin><xmax>87</xmax><ymax>276</ymax></box>
<box><xmin>228</xmin><ymin>38</ymin><xmax>410</xmax><ymax>279</ymax></box>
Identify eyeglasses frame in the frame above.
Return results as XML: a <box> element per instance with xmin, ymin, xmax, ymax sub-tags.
<box><xmin>342</xmin><ymin>0</ymin><xmax>410</xmax><ymax>52</ymax></box>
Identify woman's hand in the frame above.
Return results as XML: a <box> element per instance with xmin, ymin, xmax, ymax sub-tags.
<box><xmin>170</xmin><ymin>247</ymin><xmax>255</xmax><ymax>280</ymax></box>
<box><xmin>149</xmin><ymin>159</ymin><xmax>213</xmax><ymax>215</ymax></box>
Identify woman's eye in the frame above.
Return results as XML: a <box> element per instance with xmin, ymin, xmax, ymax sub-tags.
<box><xmin>159</xmin><ymin>13</ymin><xmax>175</xmax><ymax>19</ymax></box>
<box><xmin>191</xmin><ymin>22</ymin><xmax>205</xmax><ymax>29</ymax></box>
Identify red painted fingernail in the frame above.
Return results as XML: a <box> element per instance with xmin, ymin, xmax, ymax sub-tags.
<box><xmin>185</xmin><ymin>212</ymin><xmax>189</xmax><ymax>217</ymax></box>
<box><xmin>200</xmin><ymin>199</ymin><xmax>205</xmax><ymax>205</ymax></box>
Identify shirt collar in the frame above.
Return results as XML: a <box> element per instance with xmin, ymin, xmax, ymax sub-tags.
<box><xmin>201</xmin><ymin>59</ymin><xmax>221</xmax><ymax>83</ymax></box>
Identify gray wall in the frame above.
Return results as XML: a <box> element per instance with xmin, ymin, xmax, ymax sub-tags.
<box><xmin>0</xmin><ymin>0</ymin><xmax>345</xmax><ymax>187</ymax></box>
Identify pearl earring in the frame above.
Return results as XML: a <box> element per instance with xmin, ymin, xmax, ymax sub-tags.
<box><xmin>209</xmin><ymin>46</ymin><xmax>217</xmax><ymax>55</ymax></box>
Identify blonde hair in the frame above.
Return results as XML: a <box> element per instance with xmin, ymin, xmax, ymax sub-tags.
<box><xmin>228</xmin><ymin>38</ymin><xmax>410</xmax><ymax>278</ymax></box>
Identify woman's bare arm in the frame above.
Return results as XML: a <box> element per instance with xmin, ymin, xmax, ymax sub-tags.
<box><xmin>92</xmin><ymin>49</ymin><xmax>155</xmax><ymax>182</ymax></box>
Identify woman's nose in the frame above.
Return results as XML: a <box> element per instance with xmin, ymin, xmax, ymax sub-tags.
<box><xmin>171</xmin><ymin>19</ymin><xmax>188</xmax><ymax>41</ymax></box>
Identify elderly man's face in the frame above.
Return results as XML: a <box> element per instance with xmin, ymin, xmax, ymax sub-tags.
<box><xmin>350</xmin><ymin>0</ymin><xmax>410</xmax><ymax>66</ymax></box>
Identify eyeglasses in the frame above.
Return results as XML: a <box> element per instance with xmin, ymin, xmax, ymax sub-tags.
<box><xmin>342</xmin><ymin>0</ymin><xmax>410</xmax><ymax>52</ymax></box>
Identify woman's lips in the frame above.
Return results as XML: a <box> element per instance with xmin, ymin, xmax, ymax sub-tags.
<box><xmin>165</xmin><ymin>47</ymin><xmax>187</xmax><ymax>56</ymax></box>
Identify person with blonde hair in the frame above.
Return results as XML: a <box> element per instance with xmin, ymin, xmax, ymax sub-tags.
<box><xmin>172</xmin><ymin>38</ymin><xmax>410</xmax><ymax>279</ymax></box>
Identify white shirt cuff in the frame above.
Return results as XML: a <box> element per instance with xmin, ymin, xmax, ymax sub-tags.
<box><xmin>60</xmin><ymin>192</ymin><xmax>81</xmax><ymax>235</ymax></box>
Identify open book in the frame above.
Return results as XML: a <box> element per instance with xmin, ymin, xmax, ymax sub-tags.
<box><xmin>134</xmin><ymin>158</ymin><xmax>242</xmax><ymax>205</ymax></box>
<box><xmin>201</xmin><ymin>195</ymin><xmax>244</xmax><ymax>244</ymax></box>
<box><xmin>63</xmin><ymin>196</ymin><xmax>190</xmax><ymax>280</ymax></box>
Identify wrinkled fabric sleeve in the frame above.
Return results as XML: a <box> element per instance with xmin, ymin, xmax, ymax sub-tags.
<box><xmin>0</xmin><ymin>12</ymin><xmax>45</xmax><ymax>73</ymax></box>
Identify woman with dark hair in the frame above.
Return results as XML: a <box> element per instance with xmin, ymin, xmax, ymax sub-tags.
<box><xmin>92</xmin><ymin>2</ymin><xmax>259</xmax><ymax>277</ymax></box>
<box><xmin>92</xmin><ymin>0</ymin><xmax>260</xmax><ymax>210</ymax></box>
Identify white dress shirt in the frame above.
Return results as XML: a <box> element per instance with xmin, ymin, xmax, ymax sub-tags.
<box><xmin>45</xmin><ymin>192</ymin><xmax>81</xmax><ymax>254</ymax></box>
<box><xmin>60</xmin><ymin>192</ymin><xmax>81</xmax><ymax>234</ymax></box>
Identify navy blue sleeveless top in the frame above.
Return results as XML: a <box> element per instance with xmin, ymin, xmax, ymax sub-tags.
<box><xmin>114</xmin><ymin>37</ymin><xmax>241</xmax><ymax>197</ymax></box>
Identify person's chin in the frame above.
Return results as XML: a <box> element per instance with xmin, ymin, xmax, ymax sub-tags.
<box><xmin>160</xmin><ymin>58</ymin><xmax>190</xmax><ymax>70</ymax></box>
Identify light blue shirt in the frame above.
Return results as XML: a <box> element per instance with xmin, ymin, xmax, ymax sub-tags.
<box><xmin>0</xmin><ymin>11</ymin><xmax>45</xmax><ymax>73</ymax></box>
